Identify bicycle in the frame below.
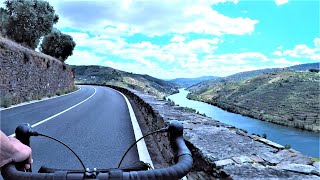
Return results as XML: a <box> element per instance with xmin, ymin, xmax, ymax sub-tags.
<box><xmin>1</xmin><ymin>120</ymin><xmax>193</xmax><ymax>180</ymax></box>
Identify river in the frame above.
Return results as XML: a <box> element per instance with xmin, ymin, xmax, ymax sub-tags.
<box><xmin>168</xmin><ymin>88</ymin><xmax>320</xmax><ymax>157</ymax></box>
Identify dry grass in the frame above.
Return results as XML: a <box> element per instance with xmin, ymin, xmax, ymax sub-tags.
<box><xmin>0</xmin><ymin>36</ymin><xmax>63</xmax><ymax>65</ymax></box>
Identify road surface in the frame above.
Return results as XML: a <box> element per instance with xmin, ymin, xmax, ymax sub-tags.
<box><xmin>0</xmin><ymin>85</ymin><xmax>140</xmax><ymax>171</ymax></box>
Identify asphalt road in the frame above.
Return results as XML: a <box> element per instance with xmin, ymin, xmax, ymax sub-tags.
<box><xmin>0</xmin><ymin>85</ymin><xmax>139</xmax><ymax>171</ymax></box>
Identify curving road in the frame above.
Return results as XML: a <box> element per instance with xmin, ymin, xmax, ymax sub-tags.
<box><xmin>0</xmin><ymin>85</ymin><xmax>141</xmax><ymax>171</ymax></box>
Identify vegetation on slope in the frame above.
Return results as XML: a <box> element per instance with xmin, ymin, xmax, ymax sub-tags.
<box><xmin>188</xmin><ymin>70</ymin><xmax>320</xmax><ymax>131</ymax></box>
<box><xmin>72</xmin><ymin>65</ymin><xmax>179</xmax><ymax>98</ymax></box>
<box><xmin>188</xmin><ymin>63</ymin><xmax>320</xmax><ymax>94</ymax></box>
<box><xmin>0</xmin><ymin>0</ymin><xmax>75</xmax><ymax>61</ymax></box>
<box><xmin>168</xmin><ymin>76</ymin><xmax>219</xmax><ymax>88</ymax></box>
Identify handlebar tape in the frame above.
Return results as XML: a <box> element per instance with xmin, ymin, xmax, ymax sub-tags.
<box><xmin>123</xmin><ymin>155</ymin><xmax>193</xmax><ymax>180</ymax></box>
<box><xmin>15</xmin><ymin>123</ymin><xmax>32</xmax><ymax>172</ymax></box>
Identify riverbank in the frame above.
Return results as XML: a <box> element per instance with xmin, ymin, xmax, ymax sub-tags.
<box><xmin>187</xmin><ymin>71</ymin><xmax>320</xmax><ymax>132</ymax></box>
<box><xmin>187</xmin><ymin>93</ymin><xmax>320</xmax><ymax>132</ymax></box>
<box><xmin>170</xmin><ymin>89</ymin><xmax>319</xmax><ymax>158</ymax></box>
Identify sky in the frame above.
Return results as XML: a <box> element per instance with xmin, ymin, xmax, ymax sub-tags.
<box><xmin>1</xmin><ymin>0</ymin><xmax>319</xmax><ymax>79</ymax></box>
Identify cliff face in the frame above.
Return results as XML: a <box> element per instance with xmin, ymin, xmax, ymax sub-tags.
<box><xmin>0</xmin><ymin>37</ymin><xmax>75</xmax><ymax>107</ymax></box>
<box><xmin>188</xmin><ymin>70</ymin><xmax>320</xmax><ymax>132</ymax></box>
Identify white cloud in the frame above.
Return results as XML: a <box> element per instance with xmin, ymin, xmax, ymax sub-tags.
<box><xmin>272</xmin><ymin>37</ymin><xmax>320</xmax><ymax>61</ymax></box>
<box><xmin>203</xmin><ymin>52</ymin><xmax>268</xmax><ymax>65</ymax></box>
<box><xmin>65</xmin><ymin>33</ymin><xmax>310</xmax><ymax>79</ymax></box>
<box><xmin>182</xmin><ymin>5</ymin><xmax>258</xmax><ymax>36</ymax></box>
<box><xmin>52</xmin><ymin>0</ymin><xmax>258</xmax><ymax>37</ymax></box>
<box><xmin>170</xmin><ymin>35</ymin><xmax>186</xmax><ymax>43</ymax></box>
<box><xmin>65</xmin><ymin>28</ymin><xmax>317</xmax><ymax>79</ymax></box>
<box><xmin>65</xmin><ymin>51</ymin><xmax>104</xmax><ymax>65</ymax></box>
<box><xmin>275</xmin><ymin>0</ymin><xmax>289</xmax><ymax>6</ymax></box>
<box><xmin>272</xmin><ymin>51</ymin><xmax>282</xmax><ymax>56</ymax></box>
<box><xmin>272</xmin><ymin>58</ymin><xmax>300</xmax><ymax>66</ymax></box>
<box><xmin>65</xmin><ymin>30</ymin><xmax>272</xmax><ymax>78</ymax></box>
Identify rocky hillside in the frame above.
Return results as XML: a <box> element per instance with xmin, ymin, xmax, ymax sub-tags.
<box><xmin>188</xmin><ymin>63</ymin><xmax>319</xmax><ymax>94</ymax></box>
<box><xmin>168</xmin><ymin>76</ymin><xmax>219</xmax><ymax>88</ymax></box>
<box><xmin>187</xmin><ymin>70</ymin><xmax>320</xmax><ymax>131</ymax></box>
<box><xmin>71</xmin><ymin>65</ymin><xmax>179</xmax><ymax>98</ymax></box>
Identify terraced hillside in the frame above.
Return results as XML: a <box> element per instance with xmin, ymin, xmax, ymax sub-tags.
<box><xmin>71</xmin><ymin>65</ymin><xmax>179</xmax><ymax>98</ymax></box>
<box><xmin>188</xmin><ymin>63</ymin><xmax>319</xmax><ymax>94</ymax></box>
<box><xmin>187</xmin><ymin>70</ymin><xmax>320</xmax><ymax>131</ymax></box>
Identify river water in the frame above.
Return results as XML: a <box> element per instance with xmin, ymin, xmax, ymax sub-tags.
<box><xmin>168</xmin><ymin>89</ymin><xmax>320</xmax><ymax>157</ymax></box>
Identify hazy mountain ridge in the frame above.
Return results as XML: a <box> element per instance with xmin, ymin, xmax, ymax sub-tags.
<box><xmin>187</xmin><ymin>68</ymin><xmax>320</xmax><ymax>131</ymax></box>
<box><xmin>188</xmin><ymin>63</ymin><xmax>320</xmax><ymax>94</ymax></box>
<box><xmin>169</xmin><ymin>76</ymin><xmax>219</xmax><ymax>88</ymax></box>
<box><xmin>71</xmin><ymin>65</ymin><xmax>179</xmax><ymax>98</ymax></box>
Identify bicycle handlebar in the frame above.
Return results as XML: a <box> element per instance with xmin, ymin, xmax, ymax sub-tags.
<box><xmin>1</xmin><ymin>120</ymin><xmax>193</xmax><ymax>180</ymax></box>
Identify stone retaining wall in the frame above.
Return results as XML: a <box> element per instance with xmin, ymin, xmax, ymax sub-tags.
<box><xmin>0</xmin><ymin>37</ymin><xmax>74</xmax><ymax>107</ymax></box>
<box><xmin>107</xmin><ymin>85</ymin><xmax>319</xmax><ymax>180</ymax></box>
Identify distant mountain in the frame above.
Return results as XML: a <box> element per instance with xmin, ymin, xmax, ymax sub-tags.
<box><xmin>169</xmin><ymin>76</ymin><xmax>219</xmax><ymax>88</ymax></box>
<box><xmin>286</xmin><ymin>62</ymin><xmax>319</xmax><ymax>71</ymax></box>
<box><xmin>187</xmin><ymin>70</ymin><xmax>320</xmax><ymax>131</ymax></box>
<box><xmin>71</xmin><ymin>65</ymin><xmax>179</xmax><ymax>98</ymax></box>
<box><xmin>188</xmin><ymin>62</ymin><xmax>319</xmax><ymax>94</ymax></box>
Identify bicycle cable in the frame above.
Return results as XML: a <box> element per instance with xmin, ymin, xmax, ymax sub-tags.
<box><xmin>36</xmin><ymin>133</ymin><xmax>86</xmax><ymax>172</ymax></box>
<box><xmin>117</xmin><ymin>127</ymin><xmax>168</xmax><ymax>168</ymax></box>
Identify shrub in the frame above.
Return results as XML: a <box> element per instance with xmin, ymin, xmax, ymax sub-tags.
<box><xmin>284</xmin><ymin>144</ymin><xmax>291</xmax><ymax>149</ymax></box>
<box><xmin>309</xmin><ymin>68</ymin><xmax>320</xmax><ymax>73</ymax></box>
<box><xmin>262</xmin><ymin>133</ymin><xmax>267</xmax><ymax>139</ymax></box>
<box><xmin>167</xmin><ymin>99</ymin><xmax>175</xmax><ymax>106</ymax></box>
<box><xmin>40</xmin><ymin>29</ymin><xmax>76</xmax><ymax>62</ymax></box>
<box><xmin>3</xmin><ymin>0</ymin><xmax>59</xmax><ymax>49</ymax></box>
<box><xmin>182</xmin><ymin>107</ymin><xmax>196</xmax><ymax>113</ymax></box>
<box><xmin>56</xmin><ymin>90</ymin><xmax>62</xmax><ymax>96</ymax></box>
<box><xmin>239</xmin><ymin>128</ymin><xmax>248</xmax><ymax>133</ymax></box>
<box><xmin>0</xmin><ymin>7</ymin><xmax>9</xmax><ymax>36</ymax></box>
<box><xmin>0</xmin><ymin>95</ymin><xmax>13</xmax><ymax>108</ymax></box>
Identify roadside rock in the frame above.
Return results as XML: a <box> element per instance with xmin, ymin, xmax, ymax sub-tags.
<box><xmin>258</xmin><ymin>138</ymin><xmax>284</xmax><ymax>149</ymax></box>
<box><xmin>232</xmin><ymin>156</ymin><xmax>253</xmax><ymax>164</ymax></box>
<box><xmin>277</xmin><ymin>163</ymin><xmax>318</xmax><ymax>175</ymax></box>
<box><xmin>214</xmin><ymin>159</ymin><xmax>235</xmax><ymax>168</ymax></box>
<box><xmin>259</xmin><ymin>152</ymin><xmax>283</xmax><ymax>165</ymax></box>
<box><xmin>313</xmin><ymin>162</ymin><xmax>320</xmax><ymax>171</ymax></box>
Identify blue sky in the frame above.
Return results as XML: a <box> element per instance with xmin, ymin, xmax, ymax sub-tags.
<box><xmin>2</xmin><ymin>0</ymin><xmax>319</xmax><ymax>79</ymax></box>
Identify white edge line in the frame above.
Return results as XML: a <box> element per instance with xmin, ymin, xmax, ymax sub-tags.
<box><xmin>9</xmin><ymin>87</ymin><xmax>96</xmax><ymax>137</ymax></box>
<box><xmin>115</xmin><ymin>90</ymin><xmax>154</xmax><ymax>169</ymax></box>
<box><xmin>1</xmin><ymin>86</ymin><xmax>82</xmax><ymax>111</ymax></box>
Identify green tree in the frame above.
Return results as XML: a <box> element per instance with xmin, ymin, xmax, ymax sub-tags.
<box><xmin>40</xmin><ymin>30</ymin><xmax>76</xmax><ymax>62</ymax></box>
<box><xmin>4</xmin><ymin>0</ymin><xmax>59</xmax><ymax>49</ymax></box>
<box><xmin>262</xmin><ymin>133</ymin><xmax>267</xmax><ymax>139</ymax></box>
<box><xmin>309</xmin><ymin>68</ymin><xmax>320</xmax><ymax>73</ymax></box>
<box><xmin>0</xmin><ymin>7</ymin><xmax>9</xmax><ymax>36</ymax></box>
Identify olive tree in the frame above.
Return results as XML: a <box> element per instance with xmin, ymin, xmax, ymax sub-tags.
<box><xmin>40</xmin><ymin>30</ymin><xmax>76</xmax><ymax>62</ymax></box>
<box><xmin>4</xmin><ymin>0</ymin><xmax>59</xmax><ymax>49</ymax></box>
<box><xmin>0</xmin><ymin>7</ymin><xmax>9</xmax><ymax>36</ymax></box>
